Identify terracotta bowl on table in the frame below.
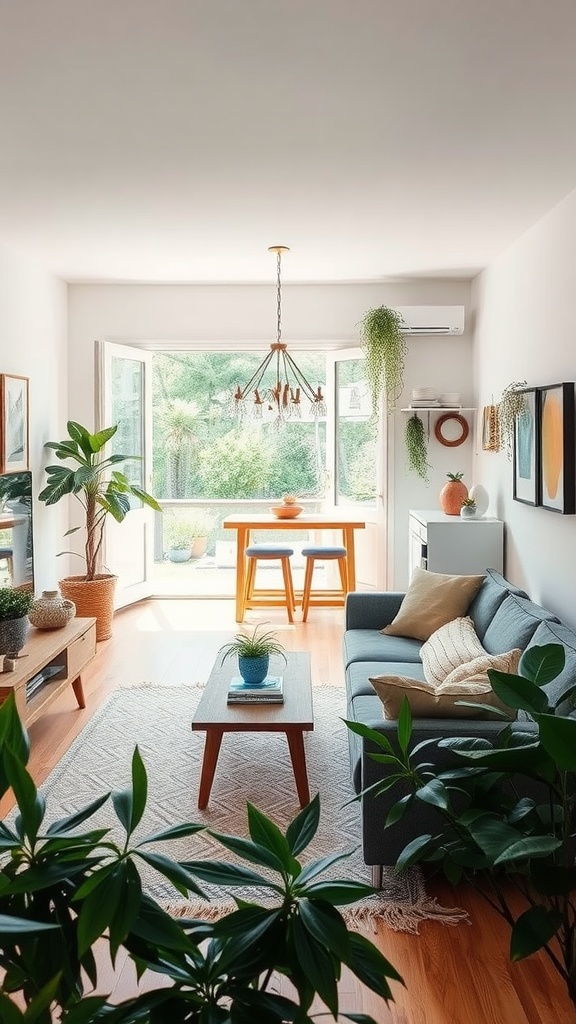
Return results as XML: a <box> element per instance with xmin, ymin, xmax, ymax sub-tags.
<box><xmin>270</xmin><ymin>505</ymin><xmax>304</xmax><ymax>519</ymax></box>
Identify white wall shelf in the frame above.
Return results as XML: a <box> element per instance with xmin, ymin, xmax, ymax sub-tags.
<box><xmin>400</xmin><ymin>407</ymin><xmax>476</xmax><ymax>412</ymax></box>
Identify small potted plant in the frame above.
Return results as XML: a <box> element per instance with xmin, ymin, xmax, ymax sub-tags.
<box><xmin>164</xmin><ymin>509</ymin><xmax>214</xmax><ymax>561</ymax></box>
<box><xmin>460</xmin><ymin>496</ymin><xmax>477</xmax><ymax>519</ymax></box>
<box><xmin>218</xmin><ymin>623</ymin><xmax>287</xmax><ymax>684</ymax></box>
<box><xmin>0</xmin><ymin>586</ymin><xmax>33</xmax><ymax>655</ymax></box>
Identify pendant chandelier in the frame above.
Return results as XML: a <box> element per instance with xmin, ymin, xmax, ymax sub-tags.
<box><xmin>230</xmin><ymin>245</ymin><xmax>326</xmax><ymax>425</ymax></box>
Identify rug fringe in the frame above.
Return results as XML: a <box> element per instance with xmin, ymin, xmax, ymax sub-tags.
<box><xmin>159</xmin><ymin>896</ymin><xmax>469</xmax><ymax>934</ymax></box>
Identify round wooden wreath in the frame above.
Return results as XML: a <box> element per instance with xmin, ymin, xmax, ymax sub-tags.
<box><xmin>434</xmin><ymin>412</ymin><xmax>469</xmax><ymax>447</ymax></box>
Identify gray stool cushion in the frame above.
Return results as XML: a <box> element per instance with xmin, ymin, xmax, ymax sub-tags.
<box><xmin>302</xmin><ymin>546</ymin><xmax>347</xmax><ymax>558</ymax></box>
<box><xmin>245</xmin><ymin>544</ymin><xmax>294</xmax><ymax>558</ymax></box>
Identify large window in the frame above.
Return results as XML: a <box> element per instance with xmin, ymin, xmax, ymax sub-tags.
<box><xmin>152</xmin><ymin>351</ymin><xmax>326</xmax><ymax>500</ymax></box>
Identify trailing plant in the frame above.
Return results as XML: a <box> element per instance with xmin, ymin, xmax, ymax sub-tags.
<box><xmin>218</xmin><ymin>622</ymin><xmax>288</xmax><ymax>666</ymax></box>
<box><xmin>359</xmin><ymin>305</ymin><xmax>407</xmax><ymax>416</ymax></box>
<box><xmin>0</xmin><ymin>587</ymin><xmax>33</xmax><ymax>621</ymax></box>
<box><xmin>498</xmin><ymin>380</ymin><xmax>528</xmax><ymax>458</ymax></box>
<box><xmin>347</xmin><ymin>643</ymin><xmax>576</xmax><ymax>1011</ymax></box>
<box><xmin>39</xmin><ymin>421</ymin><xmax>162</xmax><ymax>581</ymax></box>
<box><xmin>0</xmin><ymin>691</ymin><xmax>400</xmax><ymax>1021</ymax></box>
<box><xmin>404</xmin><ymin>413</ymin><xmax>430</xmax><ymax>482</ymax></box>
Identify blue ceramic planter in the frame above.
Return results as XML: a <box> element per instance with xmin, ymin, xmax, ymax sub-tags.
<box><xmin>238</xmin><ymin>654</ymin><xmax>269</xmax><ymax>685</ymax></box>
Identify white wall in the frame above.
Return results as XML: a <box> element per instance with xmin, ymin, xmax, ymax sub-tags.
<box><xmin>472</xmin><ymin>186</ymin><xmax>576</xmax><ymax>627</ymax></box>
<box><xmin>0</xmin><ymin>247</ymin><xmax>68</xmax><ymax>591</ymax></box>
<box><xmin>68</xmin><ymin>279</ymin><xmax>472</xmax><ymax>589</ymax></box>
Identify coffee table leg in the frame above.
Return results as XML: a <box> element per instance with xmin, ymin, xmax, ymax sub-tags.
<box><xmin>198</xmin><ymin>728</ymin><xmax>224</xmax><ymax>809</ymax></box>
<box><xmin>286</xmin><ymin>729</ymin><xmax>311</xmax><ymax>807</ymax></box>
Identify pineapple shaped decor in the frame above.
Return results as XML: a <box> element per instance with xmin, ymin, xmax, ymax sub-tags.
<box><xmin>439</xmin><ymin>471</ymin><xmax>468</xmax><ymax>515</ymax></box>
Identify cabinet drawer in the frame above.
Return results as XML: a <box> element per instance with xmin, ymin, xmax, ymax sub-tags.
<box><xmin>67</xmin><ymin>623</ymin><xmax>97</xmax><ymax>680</ymax></box>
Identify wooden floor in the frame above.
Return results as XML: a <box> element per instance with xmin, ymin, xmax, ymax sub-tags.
<box><xmin>3</xmin><ymin>599</ymin><xmax>573</xmax><ymax>1024</ymax></box>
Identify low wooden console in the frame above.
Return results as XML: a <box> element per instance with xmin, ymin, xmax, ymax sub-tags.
<box><xmin>0</xmin><ymin>617</ymin><xmax>97</xmax><ymax>726</ymax></box>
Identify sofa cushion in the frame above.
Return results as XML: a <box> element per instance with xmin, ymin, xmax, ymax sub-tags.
<box><xmin>343</xmin><ymin>629</ymin><xmax>422</xmax><ymax>669</ymax></box>
<box><xmin>443</xmin><ymin>648</ymin><xmax>522</xmax><ymax>687</ymax></box>
<box><xmin>347</xmin><ymin>660</ymin><xmax>426</xmax><ymax>699</ymax></box>
<box><xmin>482</xmin><ymin>593</ymin><xmax>559</xmax><ymax>655</ymax></box>
<box><xmin>381</xmin><ymin>567</ymin><xmax>485</xmax><ymax>642</ymax></box>
<box><xmin>467</xmin><ymin>568</ymin><xmax>529</xmax><ymax>641</ymax></box>
<box><xmin>525</xmin><ymin>621</ymin><xmax>576</xmax><ymax>715</ymax></box>
<box><xmin>369</xmin><ymin>662</ymin><xmax>517</xmax><ymax>720</ymax></box>
<box><xmin>420</xmin><ymin>616</ymin><xmax>486</xmax><ymax>686</ymax></box>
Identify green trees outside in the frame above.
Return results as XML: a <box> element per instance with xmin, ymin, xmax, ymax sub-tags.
<box><xmin>152</xmin><ymin>351</ymin><xmax>327</xmax><ymax>500</ymax></box>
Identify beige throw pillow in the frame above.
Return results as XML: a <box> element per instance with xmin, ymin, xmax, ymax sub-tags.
<box><xmin>369</xmin><ymin>669</ymin><xmax>515</xmax><ymax>720</ymax></box>
<box><xmin>381</xmin><ymin>567</ymin><xmax>485</xmax><ymax>642</ymax></box>
<box><xmin>421</xmin><ymin>616</ymin><xmax>486</xmax><ymax>687</ymax></box>
<box><xmin>442</xmin><ymin>648</ymin><xmax>522</xmax><ymax>687</ymax></box>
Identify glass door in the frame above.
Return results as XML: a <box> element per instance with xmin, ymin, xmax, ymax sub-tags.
<box><xmin>325</xmin><ymin>349</ymin><xmax>387</xmax><ymax>589</ymax></box>
<box><xmin>96</xmin><ymin>340</ymin><xmax>155</xmax><ymax>607</ymax></box>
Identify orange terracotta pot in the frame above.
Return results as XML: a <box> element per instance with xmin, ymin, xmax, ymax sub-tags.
<box><xmin>439</xmin><ymin>479</ymin><xmax>468</xmax><ymax>515</ymax></box>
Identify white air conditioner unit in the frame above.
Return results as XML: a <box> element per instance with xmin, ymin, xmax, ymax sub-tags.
<box><xmin>394</xmin><ymin>306</ymin><xmax>465</xmax><ymax>336</ymax></box>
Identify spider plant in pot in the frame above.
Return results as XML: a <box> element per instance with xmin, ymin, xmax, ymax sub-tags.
<box><xmin>359</xmin><ymin>305</ymin><xmax>407</xmax><ymax>417</ymax></box>
<box><xmin>0</xmin><ymin>586</ymin><xmax>33</xmax><ymax>656</ymax></box>
<box><xmin>0</xmin><ymin>691</ymin><xmax>400</xmax><ymax>1022</ymax></box>
<box><xmin>38</xmin><ymin>421</ymin><xmax>161</xmax><ymax>641</ymax></box>
<box><xmin>218</xmin><ymin>623</ymin><xmax>287</xmax><ymax>684</ymax></box>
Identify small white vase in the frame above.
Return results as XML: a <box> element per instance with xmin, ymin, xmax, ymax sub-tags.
<box><xmin>460</xmin><ymin>506</ymin><xmax>477</xmax><ymax>519</ymax></box>
<box><xmin>469</xmin><ymin>483</ymin><xmax>489</xmax><ymax>517</ymax></box>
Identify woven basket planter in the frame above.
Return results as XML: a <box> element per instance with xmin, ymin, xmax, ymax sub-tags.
<box><xmin>59</xmin><ymin>574</ymin><xmax>117</xmax><ymax>642</ymax></box>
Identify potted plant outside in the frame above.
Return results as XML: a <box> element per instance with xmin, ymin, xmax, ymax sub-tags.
<box><xmin>348</xmin><ymin>643</ymin><xmax>576</xmax><ymax>1012</ymax></box>
<box><xmin>164</xmin><ymin>509</ymin><xmax>214</xmax><ymax>562</ymax></box>
<box><xmin>359</xmin><ymin>305</ymin><xmax>407</xmax><ymax>417</ymax></box>
<box><xmin>0</xmin><ymin>586</ymin><xmax>33</xmax><ymax>655</ymax></box>
<box><xmin>218</xmin><ymin>623</ymin><xmax>287</xmax><ymax>684</ymax></box>
<box><xmin>0</xmin><ymin>692</ymin><xmax>400</xmax><ymax>1021</ymax></box>
<box><xmin>38</xmin><ymin>421</ymin><xmax>161</xmax><ymax>641</ymax></box>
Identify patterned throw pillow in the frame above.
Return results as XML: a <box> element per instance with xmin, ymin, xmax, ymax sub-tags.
<box><xmin>420</xmin><ymin>616</ymin><xmax>486</xmax><ymax>687</ymax></box>
<box><xmin>442</xmin><ymin>648</ymin><xmax>522</xmax><ymax>687</ymax></box>
<box><xmin>381</xmin><ymin>567</ymin><xmax>485</xmax><ymax>642</ymax></box>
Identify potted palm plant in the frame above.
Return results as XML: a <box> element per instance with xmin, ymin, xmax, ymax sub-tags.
<box><xmin>38</xmin><ymin>421</ymin><xmax>161</xmax><ymax>641</ymax></box>
<box><xmin>0</xmin><ymin>691</ymin><xmax>400</xmax><ymax>1021</ymax></box>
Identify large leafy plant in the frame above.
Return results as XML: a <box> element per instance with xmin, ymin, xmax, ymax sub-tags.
<box><xmin>0</xmin><ymin>692</ymin><xmax>400</xmax><ymax>1021</ymax></box>
<box><xmin>347</xmin><ymin>643</ymin><xmax>576</xmax><ymax>1010</ymax></box>
<box><xmin>39</xmin><ymin>421</ymin><xmax>161</xmax><ymax>581</ymax></box>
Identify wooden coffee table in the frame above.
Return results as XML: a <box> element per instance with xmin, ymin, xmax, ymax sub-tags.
<box><xmin>192</xmin><ymin>652</ymin><xmax>314</xmax><ymax>809</ymax></box>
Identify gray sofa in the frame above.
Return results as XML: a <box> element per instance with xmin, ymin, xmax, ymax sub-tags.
<box><xmin>343</xmin><ymin>568</ymin><xmax>576</xmax><ymax>882</ymax></box>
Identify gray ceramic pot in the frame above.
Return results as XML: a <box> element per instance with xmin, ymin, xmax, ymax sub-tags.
<box><xmin>0</xmin><ymin>615</ymin><xmax>29</xmax><ymax>655</ymax></box>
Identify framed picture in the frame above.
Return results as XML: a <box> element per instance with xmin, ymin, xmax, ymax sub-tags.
<box><xmin>537</xmin><ymin>382</ymin><xmax>575</xmax><ymax>514</ymax></box>
<box><xmin>0</xmin><ymin>374</ymin><xmax>29</xmax><ymax>474</ymax></box>
<box><xmin>513</xmin><ymin>387</ymin><xmax>538</xmax><ymax>506</ymax></box>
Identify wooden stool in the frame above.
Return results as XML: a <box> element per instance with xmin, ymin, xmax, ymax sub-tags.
<box><xmin>301</xmin><ymin>545</ymin><xmax>348</xmax><ymax>622</ymax></box>
<box><xmin>0</xmin><ymin>546</ymin><xmax>13</xmax><ymax>579</ymax></box>
<box><xmin>244</xmin><ymin>543</ymin><xmax>296</xmax><ymax>623</ymax></box>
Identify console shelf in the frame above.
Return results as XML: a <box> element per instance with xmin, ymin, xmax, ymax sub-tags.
<box><xmin>0</xmin><ymin>617</ymin><xmax>97</xmax><ymax>726</ymax></box>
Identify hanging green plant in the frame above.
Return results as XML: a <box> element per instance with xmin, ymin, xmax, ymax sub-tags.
<box><xmin>405</xmin><ymin>413</ymin><xmax>430</xmax><ymax>482</ymax></box>
<box><xmin>498</xmin><ymin>380</ymin><xmax>528</xmax><ymax>458</ymax></box>
<box><xmin>359</xmin><ymin>305</ymin><xmax>407</xmax><ymax>416</ymax></box>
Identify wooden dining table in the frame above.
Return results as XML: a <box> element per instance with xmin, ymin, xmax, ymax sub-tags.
<box><xmin>222</xmin><ymin>511</ymin><xmax>366</xmax><ymax>621</ymax></box>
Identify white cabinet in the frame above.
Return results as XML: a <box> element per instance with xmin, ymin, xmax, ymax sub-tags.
<box><xmin>408</xmin><ymin>510</ymin><xmax>504</xmax><ymax>577</ymax></box>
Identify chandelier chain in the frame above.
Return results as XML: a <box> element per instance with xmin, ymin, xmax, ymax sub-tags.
<box><xmin>276</xmin><ymin>249</ymin><xmax>282</xmax><ymax>346</ymax></box>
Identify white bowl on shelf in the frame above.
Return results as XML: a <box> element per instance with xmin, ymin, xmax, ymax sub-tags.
<box><xmin>440</xmin><ymin>392</ymin><xmax>461</xmax><ymax>405</ymax></box>
<box><xmin>412</xmin><ymin>388</ymin><xmax>437</xmax><ymax>400</ymax></box>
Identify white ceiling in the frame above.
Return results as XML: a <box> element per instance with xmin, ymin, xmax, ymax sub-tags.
<box><xmin>1</xmin><ymin>0</ymin><xmax>576</xmax><ymax>284</ymax></box>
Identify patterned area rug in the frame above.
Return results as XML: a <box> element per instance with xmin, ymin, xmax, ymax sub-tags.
<box><xmin>34</xmin><ymin>684</ymin><xmax>467</xmax><ymax>933</ymax></box>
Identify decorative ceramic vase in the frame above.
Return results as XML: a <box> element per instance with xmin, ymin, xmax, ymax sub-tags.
<box><xmin>168</xmin><ymin>547</ymin><xmax>191</xmax><ymax>563</ymax></box>
<box><xmin>439</xmin><ymin>477</ymin><xmax>468</xmax><ymax>515</ymax></box>
<box><xmin>29</xmin><ymin>590</ymin><xmax>76</xmax><ymax>630</ymax></box>
<box><xmin>0</xmin><ymin>615</ymin><xmax>29</xmax><ymax>655</ymax></box>
<box><xmin>469</xmin><ymin>484</ymin><xmax>489</xmax><ymax>517</ymax></box>
<box><xmin>238</xmin><ymin>654</ymin><xmax>269</xmax><ymax>685</ymax></box>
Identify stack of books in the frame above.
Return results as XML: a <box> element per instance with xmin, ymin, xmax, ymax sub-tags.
<box><xmin>227</xmin><ymin>676</ymin><xmax>284</xmax><ymax>704</ymax></box>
